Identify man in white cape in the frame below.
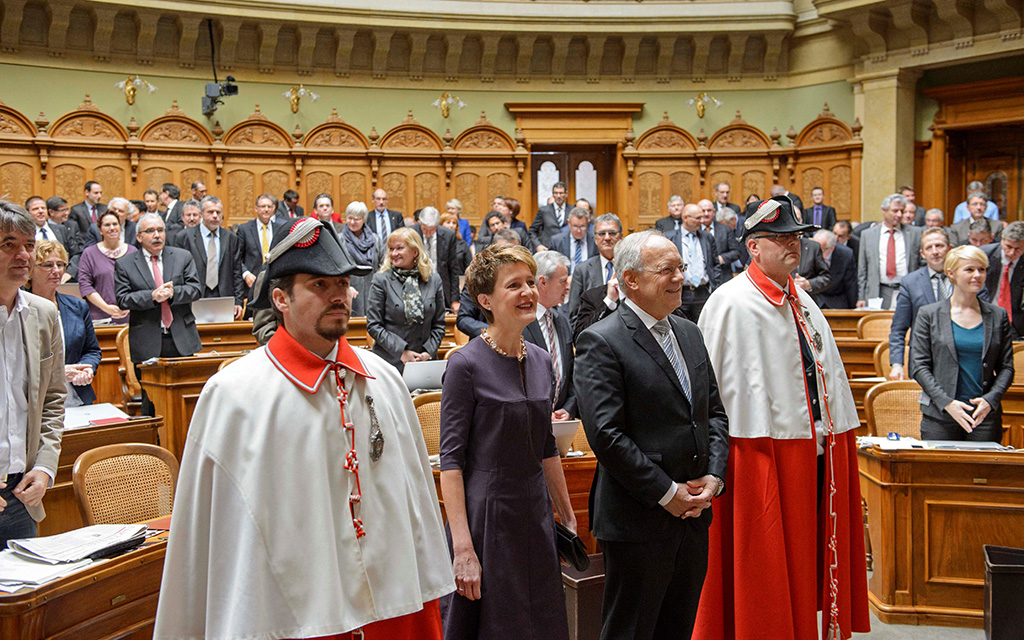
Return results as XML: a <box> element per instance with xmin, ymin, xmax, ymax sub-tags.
<box><xmin>154</xmin><ymin>218</ymin><xmax>455</xmax><ymax>640</ymax></box>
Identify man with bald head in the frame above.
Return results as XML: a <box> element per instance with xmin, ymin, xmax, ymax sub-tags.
<box><xmin>365</xmin><ymin>188</ymin><xmax>404</xmax><ymax>242</ymax></box>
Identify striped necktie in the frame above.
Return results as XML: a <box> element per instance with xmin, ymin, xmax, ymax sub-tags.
<box><xmin>652</xmin><ymin>319</ymin><xmax>691</xmax><ymax>403</ymax></box>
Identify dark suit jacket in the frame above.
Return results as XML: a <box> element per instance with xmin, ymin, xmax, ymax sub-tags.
<box><xmin>114</xmin><ymin>246</ymin><xmax>203</xmax><ymax>363</ymax></box>
<box><xmin>411</xmin><ymin>224</ymin><xmax>460</xmax><ymax>309</ymax></box>
<box><xmin>39</xmin><ymin>221</ymin><xmax>81</xmax><ymax>279</ymax></box>
<box><xmin>364</xmin><ymin>209</ymin><xmax>405</xmax><ymax>240</ymax></box>
<box><xmin>949</xmin><ymin>216</ymin><xmax>1002</xmax><ymax>247</ymax></box>
<box><xmin>706</xmin><ymin>221</ymin><xmax>743</xmax><ymax>267</ymax></box>
<box><xmin>784</xmin><ymin>192</ymin><xmax>805</xmax><ymax>214</ymax></box>
<box><xmin>86</xmin><ymin>220</ymin><xmax>137</xmax><ymax>249</ymax></box>
<box><xmin>56</xmin><ymin>292</ymin><xmax>102</xmax><ymax>405</ymax></box>
<box><xmin>665</xmin><ymin>227</ymin><xmax>722</xmax><ymax>288</ymax></box>
<box><xmin>523</xmin><ymin>306</ymin><xmax>577</xmax><ymax>417</ymax></box>
<box><xmin>654</xmin><ymin>216</ymin><xmax>683</xmax><ymax>234</ymax></box>
<box><xmin>274</xmin><ymin>201</ymin><xmax>304</xmax><ymax>220</ymax></box>
<box><xmin>365</xmin><ymin>270</ymin><xmax>446</xmax><ymax>372</ymax></box>
<box><xmin>69</xmin><ymin>201</ymin><xmax>107</xmax><ymax>236</ymax></box>
<box><xmin>179</xmin><ymin>225</ymin><xmax>245</xmax><ymax>305</ymax></box>
<box><xmin>551</xmin><ymin>230</ymin><xmax>598</xmax><ymax>270</ymax></box>
<box><xmin>804</xmin><ymin>204</ymin><xmax>837</xmax><ymax>231</ymax></box>
<box><xmin>795</xmin><ymin>237</ymin><xmax>832</xmax><ymax>296</ymax></box>
<box><xmin>567</xmin><ymin>254</ymin><xmax>610</xmax><ymax>319</ymax></box>
<box><xmin>816</xmin><ymin>243</ymin><xmax>857</xmax><ymax>310</ymax></box>
<box><xmin>574</xmin><ymin>303</ymin><xmax>729</xmax><ymax>542</ymax></box>
<box><xmin>455</xmin><ymin>286</ymin><xmax>488</xmax><ymax>339</ymax></box>
<box><xmin>573</xmin><ymin>285</ymin><xmax>617</xmax><ymax>342</ymax></box>
<box><xmin>530</xmin><ymin>203</ymin><xmax>571</xmax><ymax>248</ymax></box>
<box><xmin>161</xmin><ymin>201</ymin><xmax>185</xmax><ymax>235</ymax></box>
<box><xmin>235</xmin><ymin>218</ymin><xmax>290</xmax><ymax>299</ymax></box>
<box><xmin>912</xmin><ymin>205</ymin><xmax>928</xmax><ymax>227</ymax></box>
<box><xmin>840</xmin><ymin>236</ymin><xmax>859</xmax><ymax>266</ymax></box>
<box><xmin>910</xmin><ymin>299</ymin><xmax>1014</xmax><ymax>422</ymax></box>
<box><xmin>983</xmin><ymin>243</ymin><xmax>1024</xmax><ymax>338</ymax></box>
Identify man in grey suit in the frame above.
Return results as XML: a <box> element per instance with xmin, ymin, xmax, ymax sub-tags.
<box><xmin>567</xmin><ymin>213</ymin><xmax>622</xmax><ymax>320</ymax></box>
<box><xmin>857</xmin><ymin>193</ymin><xmax>923</xmax><ymax>309</ymax></box>
<box><xmin>550</xmin><ymin>208</ymin><xmax>597</xmax><ymax>274</ymax></box>
<box><xmin>529</xmin><ymin>180</ymin><xmax>570</xmax><ymax>249</ymax></box>
<box><xmin>522</xmin><ymin>251</ymin><xmax>577</xmax><ymax>419</ymax></box>
<box><xmin>177</xmin><ymin>196</ymin><xmax>246</xmax><ymax>320</ymax></box>
<box><xmin>0</xmin><ymin>201</ymin><xmax>66</xmax><ymax>545</ymax></box>
<box><xmin>948</xmin><ymin>193</ymin><xmax>1003</xmax><ymax>246</ymax></box>
<box><xmin>698</xmin><ymin>199</ymin><xmax>743</xmax><ymax>274</ymax></box>
<box><xmin>411</xmin><ymin>206</ymin><xmax>460</xmax><ymax>311</ymax></box>
<box><xmin>655</xmin><ymin>195</ymin><xmax>685</xmax><ymax>234</ymax></box>
<box><xmin>68</xmin><ymin>181</ymin><xmax>106</xmax><ymax>237</ymax></box>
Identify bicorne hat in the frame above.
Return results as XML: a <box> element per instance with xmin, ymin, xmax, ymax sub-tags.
<box><xmin>742</xmin><ymin>195</ymin><xmax>817</xmax><ymax>239</ymax></box>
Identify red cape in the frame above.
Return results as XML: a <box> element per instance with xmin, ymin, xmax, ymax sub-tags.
<box><xmin>693</xmin><ymin>432</ymin><xmax>870</xmax><ymax>640</ymax></box>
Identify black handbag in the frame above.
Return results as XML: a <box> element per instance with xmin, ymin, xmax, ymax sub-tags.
<box><xmin>555</xmin><ymin>521</ymin><xmax>590</xmax><ymax>572</ymax></box>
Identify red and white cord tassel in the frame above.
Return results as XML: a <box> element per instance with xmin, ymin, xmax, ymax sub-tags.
<box><xmin>333</xmin><ymin>366</ymin><xmax>366</xmax><ymax>539</ymax></box>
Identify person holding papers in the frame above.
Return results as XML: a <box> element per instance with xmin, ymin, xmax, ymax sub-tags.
<box><xmin>154</xmin><ymin>218</ymin><xmax>453</xmax><ymax>640</ymax></box>
<box><xmin>0</xmin><ymin>201</ymin><xmax>65</xmax><ymax>546</ymax></box>
<box><xmin>910</xmin><ymin>245</ymin><xmax>1014</xmax><ymax>442</ymax></box>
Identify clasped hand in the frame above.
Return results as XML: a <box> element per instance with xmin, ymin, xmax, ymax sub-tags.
<box><xmin>151</xmin><ymin>281</ymin><xmax>174</xmax><ymax>303</ymax></box>
<box><xmin>663</xmin><ymin>475</ymin><xmax>716</xmax><ymax>519</ymax></box>
<box><xmin>945</xmin><ymin>397</ymin><xmax>991</xmax><ymax>433</ymax></box>
<box><xmin>65</xmin><ymin>363</ymin><xmax>94</xmax><ymax>386</ymax></box>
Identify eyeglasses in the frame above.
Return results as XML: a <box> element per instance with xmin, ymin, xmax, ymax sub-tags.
<box><xmin>138</xmin><ymin>228</ymin><xmax>165</xmax><ymax>235</ymax></box>
<box><xmin>37</xmin><ymin>261</ymin><xmax>67</xmax><ymax>271</ymax></box>
<box><xmin>595</xmin><ymin>230</ymin><xmax>621</xmax><ymax>237</ymax></box>
<box><xmin>754</xmin><ymin>233</ymin><xmax>802</xmax><ymax>245</ymax></box>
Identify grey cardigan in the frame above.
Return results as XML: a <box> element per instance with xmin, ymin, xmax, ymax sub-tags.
<box><xmin>910</xmin><ymin>299</ymin><xmax>1014</xmax><ymax>422</ymax></box>
<box><xmin>365</xmin><ymin>269</ymin><xmax>446</xmax><ymax>371</ymax></box>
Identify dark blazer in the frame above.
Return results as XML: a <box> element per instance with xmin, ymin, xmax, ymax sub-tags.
<box><xmin>783</xmin><ymin>192</ymin><xmax>804</xmax><ymax>214</ymax></box>
<box><xmin>455</xmin><ymin>239</ymin><xmax>472</xmax><ymax>275</ymax></box>
<box><xmin>949</xmin><ymin>217</ymin><xmax>1002</xmax><ymax>247</ymax></box>
<box><xmin>982</xmin><ymin>243</ymin><xmax>1024</xmax><ymax>338</ymax></box>
<box><xmin>364</xmin><ymin>209</ymin><xmax>405</xmax><ymax>240</ymax></box>
<box><xmin>795</xmin><ymin>237</ymin><xmax>832</xmax><ymax>296</ymax></box>
<box><xmin>665</xmin><ymin>227</ymin><xmax>722</xmax><ymax>288</ymax></box>
<box><xmin>567</xmin><ymin>254</ymin><xmax>610</xmax><ymax>319</ymax></box>
<box><xmin>706</xmin><ymin>221</ymin><xmax>743</xmax><ymax>267</ymax></box>
<box><xmin>910</xmin><ymin>299</ymin><xmax>1014</xmax><ymax>423</ymax></box>
<box><xmin>114</xmin><ymin>247</ymin><xmax>204</xmax><ymax>363</ymax></box>
<box><xmin>86</xmin><ymin>220</ymin><xmax>137</xmax><ymax>249</ymax></box>
<box><xmin>574</xmin><ymin>303</ymin><xmax>729</xmax><ymax>542</ymax></box>
<box><xmin>573</xmin><ymin>285</ymin><xmax>617</xmax><ymax>342</ymax></box>
<box><xmin>236</xmin><ymin>218</ymin><xmax>290</xmax><ymax>299</ymax></box>
<box><xmin>365</xmin><ymin>270</ymin><xmax>446</xmax><ymax>372</ymax></box>
<box><xmin>274</xmin><ymin>201</ymin><xmax>304</xmax><ymax>220</ymax></box>
<box><xmin>654</xmin><ymin>216</ymin><xmax>683</xmax><ymax>234</ymax></box>
<box><xmin>69</xmin><ymin>201</ymin><xmax>107</xmax><ymax>236</ymax></box>
<box><xmin>38</xmin><ymin>221</ymin><xmax>81</xmax><ymax>279</ymax></box>
<box><xmin>816</xmin><ymin>243</ymin><xmax>857</xmax><ymax>310</ymax></box>
<box><xmin>161</xmin><ymin>201</ymin><xmax>185</xmax><ymax>235</ymax></box>
<box><xmin>455</xmin><ymin>286</ymin><xmax>488</xmax><ymax>339</ymax></box>
<box><xmin>912</xmin><ymin>205</ymin><xmax>928</xmax><ymax>227</ymax></box>
<box><xmin>411</xmin><ymin>224</ymin><xmax>460</xmax><ymax>309</ymax></box>
<box><xmin>714</xmin><ymin>202</ymin><xmax>742</xmax><ymax>217</ymax></box>
<box><xmin>55</xmin><ymin>292</ymin><xmax>102</xmax><ymax>405</ymax></box>
<box><xmin>523</xmin><ymin>306</ymin><xmax>577</xmax><ymax>417</ymax></box>
<box><xmin>179</xmin><ymin>225</ymin><xmax>246</xmax><ymax>305</ymax></box>
<box><xmin>840</xmin><ymin>235</ymin><xmax>859</xmax><ymax>266</ymax></box>
<box><xmin>529</xmin><ymin>203</ymin><xmax>571</xmax><ymax>248</ymax></box>
<box><xmin>550</xmin><ymin>229</ymin><xmax>598</xmax><ymax>271</ymax></box>
<box><xmin>804</xmin><ymin>203</ymin><xmax>837</xmax><ymax>231</ymax></box>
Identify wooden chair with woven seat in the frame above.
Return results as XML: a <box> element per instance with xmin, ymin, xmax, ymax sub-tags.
<box><xmin>73</xmin><ymin>443</ymin><xmax>179</xmax><ymax>526</ymax></box>
<box><xmin>873</xmin><ymin>341</ymin><xmax>909</xmax><ymax>379</ymax></box>
<box><xmin>115</xmin><ymin>326</ymin><xmax>142</xmax><ymax>415</ymax></box>
<box><xmin>443</xmin><ymin>343</ymin><xmax>465</xmax><ymax>360</ymax></box>
<box><xmin>413</xmin><ymin>392</ymin><xmax>443</xmax><ymax>456</ymax></box>
<box><xmin>864</xmin><ymin>380</ymin><xmax>923</xmax><ymax>438</ymax></box>
<box><xmin>857</xmin><ymin>313</ymin><xmax>893</xmax><ymax>341</ymax></box>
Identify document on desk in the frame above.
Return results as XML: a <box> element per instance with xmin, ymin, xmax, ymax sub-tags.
<box><xmin>7</xmin><ymin>524</ymin><xmax>148</xmax><ymax>564</ymax></box>
<box><xmin>0</xmin><ymin>551</ymin><xmax>92</xmax><ymax>591</ymax></box>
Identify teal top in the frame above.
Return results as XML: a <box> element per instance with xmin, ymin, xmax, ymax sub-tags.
<box><xmin>952</xmin><ymin>321</ymin><xmax>984</xmax><ymax>403</ymax></box>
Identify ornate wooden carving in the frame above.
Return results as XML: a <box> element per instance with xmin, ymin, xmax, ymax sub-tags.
<box><xmin>0</xmin><ymin>162</ymin><xmax>33</xmax><ymax>204</ymax></box>
<box><xmin>381</xmin><ymin>172</ymin><xmax>407</xmax><ymax>212</ymax></box>
<box><xmin>94</xmin><ymin>165</ymin><xmax>125</xmax><ymax>199</ymax></box>
<box><xmin>303</xmin><ymin>116</ymin><xmax>369</xmax><ymax>150</ymax></box>
<box><xmin>454</xmin><ymin>124</ymin><xmax>515</xmax><ymax>152</ymax></box>
<box><xmin>306</xmin><ymin>171</ymin><xmax>333</xmax><ymax>209</ymax></box>
<box><xmin>180</xmin><ymin>169</ymin><xmax>209</xmax><ymax>195</ymax></box>
<box><xmin>381</xmin><ymin>129</ymin><xmax>442</xmax><ymax>151</ymax></box>
<box><xmin>50</xmin><ymin>97</ymin><xmax>128</xmax><ymax>143</ymax></box>
<box><xmin>0</xmin><ymin>103</ymin><xmax>35</xmax><ymax>137</ymax></box>
<box><xmin>669</xmin><ymin>171</ymin><xmax>693</xmax><ymax>204</ymax></box>
<box><xmin>455</xmin><ymin>173</ymin><xmax>480</xmax><ymax>220</ymax></box>
<box><xmin>339</xmin><ymin>172</ymin><xmax>366</xmax><ymax>210</ymax></box>
<box><xmin>415</xmin><ymin>172</ymin><xmax>440</xmax><ymax>211</ymax></box>
<box><xmin>261</xmin><ymin>170</ymin><xmax>290</xmax><ymax>200</ymax></box>
<box><xmin>140</xmin><ymin>119</ymin><xmax>211</xmax><ymax>145</ymax></box>
<box><xmin>487</xmin><ymin>173</ymin><xmax>513</xmax><ymax>203</ymax></box>
<box><xmin>227</xmin><ymin>170</ymin><xmax>255</xmax><ymax>221</ymax></box>
<box><xmin>224</xmin><ymin>108</ymin><xmax>291</xmax><ymax>149</ymax></box>
<box><xmin>144</xmin><ymin>167</ymin><xmax>173</xmax><ymax>193</ymax></box>
<box><xmin>54</xmin><ymin>164</ymin><xmax>85</xmax><ymax>201</ymax></box>
<box><xmin>638</xmin><ymin>172</ymin><xmax>662</xmax><ymax>221</ymax></box>
<box><xmin>801</xmin><ymin>167</ymin><xmax>824</xmax><ymax>204</ymax></box>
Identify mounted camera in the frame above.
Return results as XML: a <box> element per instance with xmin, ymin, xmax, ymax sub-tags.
<box><xmin>202</xmin><ymin>76</ymin><xmax>239</xmax><ymax>117</ymax></box>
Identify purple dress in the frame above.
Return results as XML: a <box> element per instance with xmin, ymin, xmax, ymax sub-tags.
<box><xmin>439</xmin><ymin>338</ymin><xmax>568</xmax><ymax>640</ymax></box>
<box><xmin>78</xmin><ymin>244</ymin><xmax>137</xmax><ymax>324</ymax></box>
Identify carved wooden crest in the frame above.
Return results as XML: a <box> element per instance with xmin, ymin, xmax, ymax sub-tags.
<box><xmin>380</xmin><ymin>124</ymin><xmax>442</xmax><ymax>152</ymax></box>
<box><xmin>50</xmin><ymin>113</ymin><xmax>128</xmax><ymax>142</ymax></box>
<box><xmin>0</xmin><ymin>102</ymin><xmax>35</xmax><ymax>138</ymax></box>
<box><xmin>795</xmin><ymin>117</ymin><xmax>855</xmax><ymax>148</ymax></box>
<box><xmin>708</xmin><ymin>124</ymin><xmax>770</xmax><ymax>151</ymax></box>
<box><xmin>303</xmin><ymin>122</ymin><xmax>368</xmax><ymax>150</ymax></box>
<box><xmin>140</xmin><ymin>115</ymin><xmax>213</xmax><ymax>145</ymax></box>
<box><xmin>635</xmin><ymin>126</ymin><xmax>698</xmax><ymax>152</ymax></box>
<box><xmin>454</xmin><ymin>125</ymin><xmax>515</xmax><ymax>152</ymax></box>
<box><xmin>224</xmin><ymin>120</ymin><xmax>291</xmax><ymax>148</ymax></box>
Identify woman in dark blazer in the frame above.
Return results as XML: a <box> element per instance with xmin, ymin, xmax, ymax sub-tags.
<box><xmin>911</xmin><ymin>245</ymin><xmax>1014</xmax><ymax>442</ymax></box>
<box><xmin>366</xmin><ymin>227</ymin><xmax>446</xmax><ymax>372</ymax></box>
<box><xmin>29</xmin><ymin>240</ymin><xmax>102</xmax><ymax>406</ymax></box>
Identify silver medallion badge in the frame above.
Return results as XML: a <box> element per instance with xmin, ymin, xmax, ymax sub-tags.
<box><xmin>366</xmin><ymin>395</ymin><xmax>385</xmax><ymax>462</ymax></box>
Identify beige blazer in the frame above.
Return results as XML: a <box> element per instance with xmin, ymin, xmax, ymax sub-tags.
<box><xmin>21</xmin><ymin>292</ymin><xmax>67</xmax><ymax>522</ymax></box>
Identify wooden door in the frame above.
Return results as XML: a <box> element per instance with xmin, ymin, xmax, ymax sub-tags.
<box><xmin>530</xmin><ymin>145</ymin><xmax>615</xmax><ymax>216</ymax></box>
<box><xmin>964</xmin><ymin>126</ymin><xmax>1023</xmax><ymax>221</ymax></box>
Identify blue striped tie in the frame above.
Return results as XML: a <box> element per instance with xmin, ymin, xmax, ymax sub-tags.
<box><xmin>574</xmin><ymin>239</ymin><xmax>582</xmax><ymax>270</ymax></box>
<box><xmin>605</xmin><ymin>260</ymin><xmax>614</xmax><ymax>283</ymax></box>
<box><xmin>653</xmin><ymin>319</ymin><xmax>691</xmax><ymax>403</ymax></box>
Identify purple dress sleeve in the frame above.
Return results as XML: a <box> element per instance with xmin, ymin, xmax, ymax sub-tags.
<box><xmin>439</xmin><ymin>349</ymin><xmax>475</xmax><ymax>471</ymax></box>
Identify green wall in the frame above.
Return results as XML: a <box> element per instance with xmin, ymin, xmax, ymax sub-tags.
<box><xmin>1</xmin><ymin>63</ymin><xmax>855</xmax><ymax>140</ymax></box>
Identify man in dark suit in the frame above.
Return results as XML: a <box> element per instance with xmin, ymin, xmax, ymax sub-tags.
<box><xmin>573</xmin><ymin>281</ymin><xmax>620</xmax><ymax>342</ymax></box>
<box><xmin>770</xmin><ymin>184</ymin><xmax>804</xmax><ymax>217</ymax></box>
<box><xmin>833</xmin><ymin>220</ymin><xmax>859</xmax><ymax>265</ymax></box>
<box><xmin>190</xmin><ymin>181</ymin><xmax>208</xmax><ymax>202</ymax></box>
<box><xmin>523</xmin><ymin>251</ymin><xmax>576</xmax><ymax>418</ymax></box>
<box><xmin>857</xmin><ymin>193</ymin><xmax>923</xmax><ymax>309</ymax></box>
<box><xmin>412</xmin><ymin>206</ymin><xmax>460</xmax><ymax>310</ymax></box>
<box><xmin>235</xmin><ymin>194</ymin><xmax>282</xmax><ymax>304</ymax></box>
<box><xmin>68</xmin><ymin>181</ymin><xmax>106</xmax><ymax>237</ymax></box>
<box><xmin>84</xmin><ymin>197</ymin><xmax>137</xmax><ymax>248</ymax></box>
<box><xmin>551</xmin><ymin>207</ymin><xmax>598</xmax><ymax>274</ymax></box>
<box><xmin>567</xmin><ymin>213</ymin><xmax>621</xmax><ymax>318</ymax></box>
<box><xmin>114</xmin><ymin>212</ymin><xmax>203</xmax><ymax>414</ymax></box>
<box><xmin>698</xmin><ymin>199</ymin><xmax>743</xmax><ymax>275</ymax></box>
<box><xmin>666</xmin><ymin>203</ymin><xmax>720</xmax><ymax>322</ymax></box>
<box><xmin>44</xmin><ymin>196</ymin><xmax>83</xmax><ymax>279</ymax></box>
<box><xmin>529</xmin><ymin>180</ymin><xmax>570</xmax><ymax>249</ymax></box>
<box><xmin>654</xmin><ymin>195</ymin><xmax>685</xmax><ymax>234</ymax></box>
<box><xmin>806</xmin><ymin>187</ymin><xmax>837</xmax><ymax>231</ymax></box>
<box><xmin>158</xmin><ymin>183</ymin><xmax>185</xmax><ymax>234</ymax></box>
<box><xmin>712</xmin><ymin>182</ymin><xmax>742</xmax><ymax>218</ymax></box>
<box><xmin>177</xmin><ymin>196</ymin><xmax>245</xmax><ymax>319</ymax></box>
<box><xmin>27</xmin><ymin>196</ymin><xmax>75</xmax><ymax>251</ymax></box>
<box><xmin>813</xmin><ymin>229</ymin><xmax>857</xmax><ymax>309</ymax></box>
<box><xmin>274</xmin><ymin>189</ymin><xmax>304</xmax><ymax>220</ymax></box>
<box><xmin>984</xmin><ymin>221</ymin><xmax>1024</xmax><ymax>339</ymax></box>
<box><xmin>900</xmin><ymin>186</ymin><xmax>928</xmax><ymax>226</ymax></box>
<box><xmin>575</xmin><ymin>229</ymin><xmax>729</xmax><ymax>640</ymax></box>
<box><xmin>365</xmin><ymin>188</ymin><xmax>403</xmax><ymax>242</ymax></box>
<box><xmin>794</xmin><ymin>236</ymin><xmax>832</xmax><ymax>296</ymax></box>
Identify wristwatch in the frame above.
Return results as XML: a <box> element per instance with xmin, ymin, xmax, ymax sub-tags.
<box><xmin>711</xmin><ymin>474</ymin><xmax>726</xmax><ymax>497</ymax></box>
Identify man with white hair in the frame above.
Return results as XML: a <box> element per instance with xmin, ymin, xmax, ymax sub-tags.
<box><xmin>84</xmin><ymin>196</ymin><xmax>137</xmax><ymax>247</ymax></box>
<box><xmin>857</xmin><ymin>193</ymin><xmax>923</xmax><ymax>309</ymax></box>
<box><xmin>655</xmin><ymin>195</ymin><xmax>685</xmax><ymax>234</ymax></box>
<box><xmin>715</xmin><ymin>206</ymin><xmax>747</xmax><ymax>273</ymax></box>
<box><xmin>924</xmin><ymin>208</ymin><xmax>946</xmax><ymax>228</ymax></box>
<box><xmin>812</xmin><ymin>229</ymin><xmax>857</xmax><ymax>309</ymax></box>
<box><xmin>412</xmin><ymin>206</ymin><xmax>460</xmax><ymax>311</ymax></box>
<box><xmin>523</xmin><ymin>251</ymin><xmax>577</xmax><ymax>419</ymax></box>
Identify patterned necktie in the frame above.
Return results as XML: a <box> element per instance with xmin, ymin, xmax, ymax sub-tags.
<box><xmin>379</xmin><ymin>211</ymin><xmax>388</xmax><ymax>238</ymax></box>
<box><xmin>206</xmin><ymin>231</ymin><xmax>219</xmax><ymax>290</ymax></box>
<box><xmin>544</xmin><ymin>311</ymin><xmax>562</xmax><ymax>408</ymax></box>
<box><xmin>90</xmin><ymin>205</ymin><xmax>97</xmax><ymax>223</ymax></box>
<box><xmin>260</xmin><ymin>224</ymin><xmax>270</xmax><ymax>261</ymax></box>
<box><xmin>652</xmin><ymin>319</ymin><xmax>691</xmax><ymax>403</ymax></box>
<box><xmin>999</xmin><ymin>262</ymin><xmax>1012</xmax><ymax>316</ymax></box>
<box><xmin>933</xmin><ymin>273</ymin><xmax>951</xmax><ymax>300</ymax></box>
<box><xmin>573</xmin><ymin>238</ymin><xmax>583</xmax><ymax>269</ymax></box>
<box><xmin>605</xmin><ymin>260</ymin><xmax>614</xmax><ymax>283</ymax></box>
<box><xmin>814</xmin><ymin>205</ymin><xmax>822</xmax><ymax>227</ymax></box>
<box><xmin>151</xmin><ymin>255</ymin><xmax>173</xmax><ymax>327</ymax></box>
<box><xmin>886</xmin><ymin>229</ymin><xmax>897</xmax><ymax>280</ymax></box>
<box><xmin>40</xmin><ymin>227</ymin><xmax>49</xmax><ymax>240</ymax></box>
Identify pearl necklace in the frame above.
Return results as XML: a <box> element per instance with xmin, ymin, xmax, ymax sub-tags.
<box><xmin>481</xmin><ymin>329</ymin><xmax>526</xmax><ymax>362</ymax></box>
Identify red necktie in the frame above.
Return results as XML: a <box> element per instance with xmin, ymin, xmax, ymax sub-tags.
<box><xmin>999</xmin><ymin>262</ymin><xmax>1012</xmax><ymax>316</ymax></box>
<box><xmin>151</xmin><ymin>254</ymin><xmax>174</xmax><ymax>328</ymax></box>
<box><xmin>91</xmin><ymin>205</ymin><xmax>97</xmax><ymax>223</ymax></box>
<box><xmin>886</xmin><ymin>229</ymin><xmax>897</xmax><ymax>280</ymax></box>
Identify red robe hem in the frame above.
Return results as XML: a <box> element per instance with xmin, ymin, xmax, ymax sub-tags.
<box><xmin>296</xmin><ymin>599</ymin><xmax>442</xmax><ymax>640</ymax></box>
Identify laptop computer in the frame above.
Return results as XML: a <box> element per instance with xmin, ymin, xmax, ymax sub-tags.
<box><xmin>402</xmin><ymin>359</ymin><xmax>448</xmax><ymax>392</ymax></box>
<box><xmin>192</xmin><ymin>297</ymin><xmax>236</xmax><ymax>324</ymax></box>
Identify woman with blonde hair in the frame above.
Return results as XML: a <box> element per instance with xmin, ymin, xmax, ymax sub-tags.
<box><xmin>366</xmin><ymin>226</ymin><xmax>446</xmax><ymax>371</ymax></box>
<box><xmin>911</xmin><ymin>244</ymin><xmax>1014</xmax><ymax>441</ymax></box>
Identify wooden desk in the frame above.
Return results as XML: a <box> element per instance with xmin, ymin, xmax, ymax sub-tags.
<box><xmin>859</xmin><ymin>446</ymin><xmax>1024</xmax><ymax>628</ymax></box>
<box><xmin>836</xmin><ymin>337</ymin><xmax>882</xmax><ymax>380</ymax></box>
<box><xmin>433</xmin><ymin>456</ymin><xmax>599</xmax><ymax>555</ymax></box>
<box><xmin>39</xmin><ymin>417</ymin><xmax>164</xmax><ymax>537</ymax></box>
<box><xmin>0</xmin><ymin>534</ymin><xmax>167</xmax><ymax>640</ymax></box>
<box><xmin>995</xmin><ymin>384</ymin><xmax>1024</xmax><ymax>450</ymax></box>
<box><xmin>94</xmin><ymin>325</ymin><xmax>125</xmax><ymax>409</ymax></box>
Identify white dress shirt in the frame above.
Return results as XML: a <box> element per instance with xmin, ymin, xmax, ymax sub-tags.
<box><xmin>877</xmin><ymin>225</ymin><xmax>907</xmax><ymax>285</ymax></box>
<box><xmin>0</xmin><ymin>292</ymin><xmax>31</xmax><ymax>479</ymax></box>
<box><xmin>244</xmin><ymin>221</ymin><xmax>276</xmax><ymax>281</ymax></box>
<box><xmin>34</xmin><ymin>222</ymin><xmax>60</xmax><ymax>243</ymax></box>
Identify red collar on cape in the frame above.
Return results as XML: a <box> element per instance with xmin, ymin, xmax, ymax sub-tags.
<box><xmin>265</xmin><ymin>326</ymin><xmax>373</xmax><ymax>393</ymax></box>
<box><xmin>745</xmin><ymin>259</ymin><xmax>794</xmax><ymax>307</ymax></box>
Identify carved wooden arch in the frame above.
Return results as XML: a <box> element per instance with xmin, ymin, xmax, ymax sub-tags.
<box><xmin>50</xmin><ymin>98</ymin><xmax>129</xmax><ymax>143</ymax></box>
<box><xmin>223</xmin><ymin>109</ymin><xmax>292</xmax><ymax>149</ymax></box>
<box><xmin>140</xmin><ymin>114</ymin><xmax>213</xmax><ymax>146</ymax></box>
<box><xmin>303</xmin><ymin>120</ymin><xmax>369</xmax><ymax>151</ymax></box>
<box><xmin>0</xmin><ymin>101</ymin><xmax>36</xmax><ymax>138</ymax></box>
<box><xmin>453</xmin><ymin>125</ymin><xmax>515</xmax><ymax>152</ymax></box>
<box><xmin>380</xmin><ymin>123</ymin><xmax>443</xmax><ymax>152</ymax></box>
<box><xmin>708</xmin><ymin>116</ymin><xmax>771</xmax><ymax>151</ymax></box>
<box><xmin>795</xmin><ymin>112</ymin><xmax>855</xmax><ymax>148</ymax></box>
<box><xmin>635</xmin><ymin>125</ymin><xmax>698</xmax><ymax>152</ymax></box>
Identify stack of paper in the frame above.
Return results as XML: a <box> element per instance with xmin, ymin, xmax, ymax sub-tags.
<box><xmin>0</xmin><ymin>551</ymin><xmax>92</xmax><ymax>592</ymax></box>
<box><xmin>7</xmin><ymin>524</ymin><xmax>148</xmax><ymax>564</ymax></box>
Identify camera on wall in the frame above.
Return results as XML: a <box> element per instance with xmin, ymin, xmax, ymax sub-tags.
<box><xmin>201</xmin><ymin>76</ymin><xmax>238</xmax><ymax>117</ymax></box>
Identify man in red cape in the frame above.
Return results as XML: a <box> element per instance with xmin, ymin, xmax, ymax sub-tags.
<box><xmin>696</xmin><ymin>196</ymin><xmax>870</xmax><ymax>640</ymax></box>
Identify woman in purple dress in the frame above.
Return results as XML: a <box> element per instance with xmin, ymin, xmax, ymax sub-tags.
<box><xmin>439</xmin><ymin>244</ymin><xmax>576</xmax><ymax>639</ymax></box>
<box><xmin>78</xmin><ymin>210</ymin><xmax>135</xmax><ymax>323</ymax></box>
